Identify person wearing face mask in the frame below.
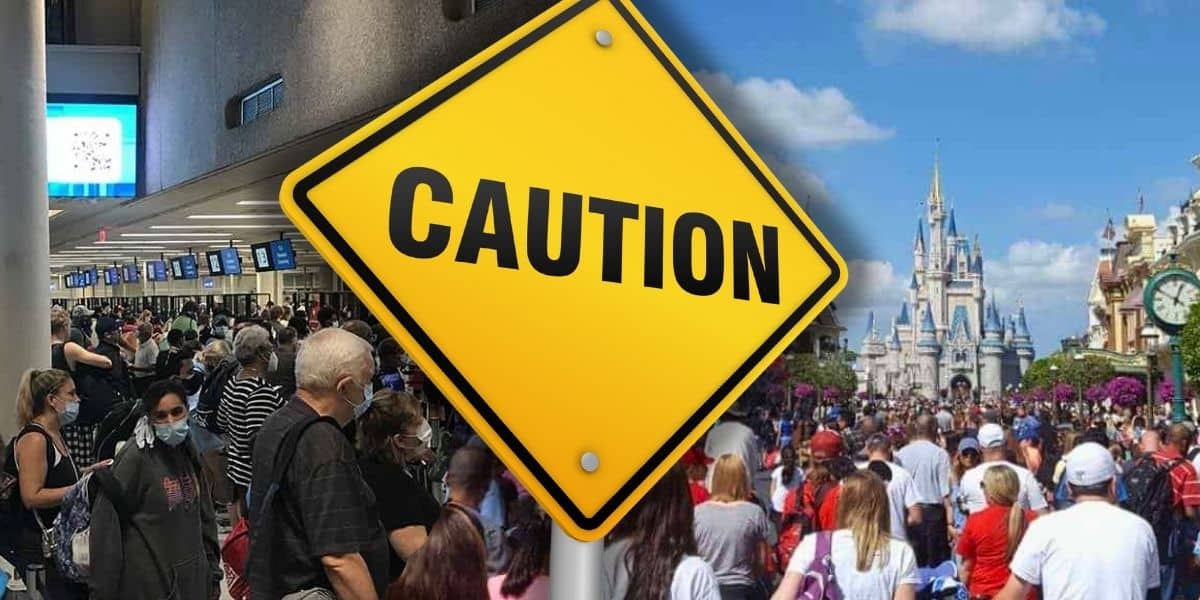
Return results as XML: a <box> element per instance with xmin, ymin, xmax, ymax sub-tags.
<box><xmin>356</xmin><ymin>388</ymin><xmax>440</xmax><ymax>582</ymax></box>
<box><xmin>216</xmin><ymin>325</ymin><xmax>284</xmax><ymax>523</ymax></box>
<box><xmin>3</xmin><ymin>368</ymin><xmax>98</xmax><ymax>598</ymax></box>
<box><xmin>246</xmin><ymin>328</ymin><xmax>389</xmax><ymax>600</ymax></box>
<box><xmin>90</xmin><ymin>380</ymin><xmax>222</xmax><ymax>600</ymax></box>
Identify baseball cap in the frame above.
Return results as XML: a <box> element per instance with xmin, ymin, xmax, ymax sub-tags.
<box><xmin>811</xmin><ymin>430</ymin><xmax>845</xmax><ymax>459</ymax></box>
<box><xmin>680</xmin><ymin>447</ymin><xmax>714</xmax><ymax>466</ymax></box>
<box><xmin>957</xmin><ymin>436</ymin><xmax>981</xmax><ymax>453</ymax></box>
<box><xmin>978</xmin><ymin>423</ymin><xmax>1005</xmax><ymax>449</ymax></box>
<box><xmin>71</xmin><ymin>304</ymin><xmax>93</xmax><ymax>319</ymax></box>
<box><xmin>1065</xmin><ymin>442</ymin><xmax>1117</xmax><ymax>487</ymax></box>
<box><xmin>94</xmin><ymin>316</ymin><xmax>119</xmax><ymax>337</ymax></box>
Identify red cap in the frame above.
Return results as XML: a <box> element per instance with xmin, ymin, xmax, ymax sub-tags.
<box><xmin>680</xmin><ymin>447</ymin><xmax>714</xmax><ymax>466</ymax></box>
<box><xmin>811</xmin><ymin>431</ymin><xmax>845</xmax><ymax>459</ymax></box>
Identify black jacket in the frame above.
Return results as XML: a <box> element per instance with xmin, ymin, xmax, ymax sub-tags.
<box><xmin>90</xmin><ymin>436</ymin><xmax>221</xmax><ymax>600</ymax></box>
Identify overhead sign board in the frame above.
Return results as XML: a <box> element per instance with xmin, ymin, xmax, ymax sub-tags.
<box><xmin>280</xmin><ymin>0</ymin><xmax>845</xmax><ymax>540</ymax></box>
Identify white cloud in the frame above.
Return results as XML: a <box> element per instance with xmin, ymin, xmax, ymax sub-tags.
<box><xmin>1040</xmin><ymin>202</ymin><xmax>1077</xmax><ymax>220</ymax></box>
<box><xmin>987</xmin><ymin>240</ymin><xmax>1094</xmax><ymax>314</ymax></box>
<box><xmin>840</xmin><ymin>259</ymin><xmax>908</xmax><ymax>339</ymax></box>
<box><xmin>866</xmin><ymin>0</ymin><xmax>1106</xmax><ymax>53</ymax></box>
<box><xmin>696</xmin><ymin>71</ymin><xmax>894</xmax><ymax>150</ymax></box>
<box><xmin>762</xmin><ymin>154</ymin><xmax>829</xmax><ymax>205</ymax></box>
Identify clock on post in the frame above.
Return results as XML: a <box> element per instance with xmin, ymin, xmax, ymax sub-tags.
<box><xmin>1142</xmin><ymin>255</ymin><xmax>1200</xmax><ymax>423</ymax></box>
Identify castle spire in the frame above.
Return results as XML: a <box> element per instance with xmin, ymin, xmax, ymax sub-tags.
<box><xmin>928</xmin><ymin>154</ymin><xmax>943</xmax><ymax>211</ymax></box>
<box><xmin>947</xmin><ymin>208</ymin><xmax>958</xmax><ymax>238</ymax></box>
<box><xmin>914</xmin><ymin>219</ymin><xmax>925</xmax><ymax>252</ymax></box>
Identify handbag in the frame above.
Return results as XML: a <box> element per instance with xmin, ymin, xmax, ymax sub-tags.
<box><xmin>796</xmin><ymin>531</ymin><xmax>841</xmax><ymax>600</ymax></box>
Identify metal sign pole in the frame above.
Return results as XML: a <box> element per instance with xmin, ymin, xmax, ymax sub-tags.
<box><xmin>549</xmin><ymin>523</ymin><xmax>603</xmax><ymax>600</ymax></box>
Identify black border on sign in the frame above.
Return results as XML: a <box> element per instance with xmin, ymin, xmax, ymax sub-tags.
<box><xmin>291</xmin><ymin>0</ymin><xmax>841</xmax><ymax>531</ymax></box>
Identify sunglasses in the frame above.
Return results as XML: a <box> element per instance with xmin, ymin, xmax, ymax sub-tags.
<box><xmin>152</xmin><ymin>405</ymin><xmax>187</xmax><ymax>422</ymax></box>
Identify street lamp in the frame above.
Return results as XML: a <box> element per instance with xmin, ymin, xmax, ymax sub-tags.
<box><xmin>1073</xmin><ymin>352</ymin><xmax>1085</xmax><ymax>421</ymax></box>
<box><xmin>1049</xmin><ymin>363</ymin><xmax>1061</xmax><ymax>423</ymax></box>
<box><xmin>1142</xmin><ymin>325</ymin><xmax>1159</xmax><ymax>422</ymax></box>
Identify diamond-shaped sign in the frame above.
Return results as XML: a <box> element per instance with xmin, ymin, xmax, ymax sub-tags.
<box><xmin>280</xmin><ymin>0</ymin><xmax>845</xmax><ymax>541</ymax></box>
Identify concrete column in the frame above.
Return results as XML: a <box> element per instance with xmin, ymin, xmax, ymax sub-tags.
<box><xmin>0</xmin><ymin>1</ymin><xmax>50</xmax><ymax>438</ymax></box>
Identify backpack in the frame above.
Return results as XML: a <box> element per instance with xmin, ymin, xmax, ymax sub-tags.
<box><xmin>1123</xmin><ymin>455</ymin><xmax>1182</xmax><ymax>563</ymax></box>
<box><xmin>195</xmin><ymin>357</ymin><xmax>239</xmax><ymax>433</ymax></box>
<box><xmin>93</xmin><ymin>398</ymin><xmax>142</xmax><ymax>462</ymax></box>
<box><xmin>797</xmin><ymin>531</ymin><xmax>842</xmax><ymax>600</ymax></box>
<box><xmin>54</xmin><ymin>456</ymin><xmax>172</xmax><ymax>586</ymax></box>
<box><xmin>775</xmin><ymin>483</ymin><xmax>835</xmax><ymax>575</ymax></box>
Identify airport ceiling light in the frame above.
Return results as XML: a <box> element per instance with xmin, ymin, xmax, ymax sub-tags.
<box><xmin>186</xmin><ymin>214</ymin><xmax>287</xmax><ymax>220</ymax></box>
<box><xmin>150</xmin><ymin>225</ymin><xmax>284</xmax><ymax>229</ymax></box>
<box><xmin>236</xmin><ymin>200</ymin><xmax>277</xmax><ymax>206</ymax></box>
<box><xmin>98</xmin><ymin>239</ymin><xmax>245</xmax><ymax>245</ymax></box>
<box><xmin>49</xmin><ymin>209</ymin><xmax>63</xmax><ymax>219</ymax></box>
<box><xmin>122</xmin><ymin>233</ymin><xmax>233</xmax><ymax>238</ymax></box>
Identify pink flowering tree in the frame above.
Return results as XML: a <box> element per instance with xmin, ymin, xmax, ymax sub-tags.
<box><xmin>793</xmin><ymin>383</ymin><xmax>815</xmax><ymax>400</ymax></box>
<box><xmin>1106</xmin><ymin>376</ymin><xmax>1146</xmax><ymax>408</ymax></box>
<box><xmin>1084</xmin><ymin>384</ymin><xmax>1107</xmax><ymax>405</ymax></box>
<box><xmin>823</xmin><ymin>386</ymin><xmax>841</xmax><ymax>402</ymax></box>
<box><xmin>1052</xmin><ymin>383</ymin><xmax>1075</xmax><ymax>404</ymax></box>
<box><xmin>1156</xmin><ymin>379</ymin><xmax>1195</xmax><ymax>403</ymax></box>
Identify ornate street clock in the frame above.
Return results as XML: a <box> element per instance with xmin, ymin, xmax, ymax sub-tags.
<box><xmin>1144</xmin><ymin>266</ymin><xmax>1200</xmax><ymax>335</ymax></box>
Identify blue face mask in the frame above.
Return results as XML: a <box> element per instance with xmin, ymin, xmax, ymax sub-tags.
<box><xmin>59</xmin><ymin>400</ymin><xmax>80</xmax><ymax>427</ymax></box>
<box><xmin>154</xmin><ymin>419</ymin><xmax>189</xmax><ymax>447</ymax></box>
<box><xmin>345</xmin><ymin>380</ymin><xmax>374</xmax><ymax>420</ymax></box>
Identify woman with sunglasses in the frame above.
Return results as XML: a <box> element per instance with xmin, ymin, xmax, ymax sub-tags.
<box><xmin>90</xmin><ymin>379</ymin><xmax>222</xmax><ymax>600</ymax></box>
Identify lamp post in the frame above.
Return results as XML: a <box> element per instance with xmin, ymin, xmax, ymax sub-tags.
<box><xmin>1049</xmin><ymin>363</ymin><xmax>1060</xmax><ymax>423</ymax></box>
<box><xmin>1142</xmin><ymin>325</ymin><xmax>1158</xmax><ymax>422</ymax></box>
<box><xmin>1073</xmin><ymin>352</ymin><xmax>1085</xmax><ymax>421</ymax></box>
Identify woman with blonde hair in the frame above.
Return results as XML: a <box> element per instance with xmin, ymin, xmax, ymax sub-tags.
<box><xmin>2</xmin><ymin>368</ymin><xmax>92</xmax><ymax>598</ymax></box>
<box><xmin>694</xmin><ymin>454</ymin><xmax>771</xmax><ymax>599</ymax></box>
<box><xmin>773</xmin><ymin>470</ymin><xmax>919</xmax><ymax>600</ymax></box>
<box><xmin>956</xmin><ymin>466</ymin><xmax>1036</xmax><ymax>600</ymax></box>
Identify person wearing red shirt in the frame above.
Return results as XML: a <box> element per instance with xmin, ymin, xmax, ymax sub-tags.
<box><xmin>680</xmin><ymin>446</ymin><xmax>712</xmax><ymax>505</ymax></box>
<box><xmin>957</xmin><ymin>465</ymin><xmax>1036</xmax><ymax>600</ymax></box>
<box><xmin>1148</xmin><ymin>423</ymin><xmax>1200</xmax><ymax>600</ymax></box>
<box><xmin>775</xmin><ymin>431</ymin><xmax>855</xmax><ymax>572</ymax></box>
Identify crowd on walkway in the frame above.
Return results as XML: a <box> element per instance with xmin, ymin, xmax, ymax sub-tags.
<box><xmin>0</xmin><ymin>299</ymin><xmax>1199</xmax><ymax>599</ymax></box>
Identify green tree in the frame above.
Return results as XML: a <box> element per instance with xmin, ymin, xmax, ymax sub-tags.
<box><xmin>1181</xmin><ymin>302</ymin><xmax>1200</xmax><ymax>383</ymax></box>
<box><xmin>1021</xmin><ymin>353</ymin><xmax>1114</xmax><ymax>392</ymax></box>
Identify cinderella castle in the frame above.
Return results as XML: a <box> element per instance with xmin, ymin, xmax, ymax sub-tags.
<box><xmin>857</xmin><ymin>160</ymin><xmax>1035</xmax><ymax>401</ymax></box>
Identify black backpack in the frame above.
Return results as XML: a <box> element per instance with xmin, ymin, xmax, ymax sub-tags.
<box><xmin>1123</xmin><ymin>455</ymin><xmax>1183</xmax><ymax>563</ymax></box>
<box><xmin>195</xmin><ymin>358</ymin><xmax>239</xmax><ymax>433</ymax></box>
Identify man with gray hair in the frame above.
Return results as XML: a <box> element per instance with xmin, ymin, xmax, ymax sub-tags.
<box><xmin>247</xmin><ymin>328</ymin><xmax>387</xmax><ymax>599</ymax></box>
<box><xmin>217</xmin><ymin>325</ymin><xmax>283</xmax><ymax>521</ymax></box>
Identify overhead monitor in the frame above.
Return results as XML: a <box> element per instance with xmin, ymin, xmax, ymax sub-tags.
<box><xmin>103</xmin><ymin>267</ymin><xmax>119</xmax><ymax>286</ymax></box>
<box><xmin>46</xmin><ymin>97</ymin><xmax>138</xmax><ymax>198</ymax></box>
<box><xmin>122</xmin><ymin>263</ymin><xmax>139</xmax><ymax>283</ymax></box>
<box><xmin>145</xmin><ymin>260</ymin><xmax>168</xmax><ymax>282</ymax></box>
<box><xmin>206</xmin><ymin>251</ymin><xmax>224</xmax><ymax>276</ymax></box>
<box><xmin>269</xmin><ymin>239</ymin><xmax>296</xmax><ymax>270</ymax></box>
<box><xmin>219</xmin><ymin>247</ymin><xmax>242</xmax><ymax>275</ymax></box>
<box><xmin>250</xmin><ymin>242</ymin><xmax>274</xmax><ymax>272</ymax></box>
<box><xmin>64</xmin><ymin>273</ymin><xmax>78</xmax><ymax>288</ymax></box>
<box><xmin>172</xmin><ymin>254</ymin><xmax>199</xmax><ymax>280</ymax></box>
<box><xmin>84</xmin><ymin>267</ymin><xmax>97</xmax><ymax>287</ymax></box>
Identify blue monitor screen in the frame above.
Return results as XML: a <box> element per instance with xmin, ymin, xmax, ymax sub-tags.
<box><xmin>84</xmin><ymin>268</ymin><xmax>97</xmax><ymax>286</ymax></box>
<box><xmin>251</xmin><ymin>242</ymin><xmax>273</xmax><ymax>271</ymax></box>
<box><xmin>173</xmin><ymin>255</ymin><xmax>198</xmax><ymax>280</ymax></box>
<box><xmin>146</xmin><ymin>260</ymin><xmax>167</xmax><ymax>282</ymax></box>
<box><xmin>64</xmin><ymin>273</ymin><xmax>77</xmax><ymax>288</ymax></box>
<box><xmin>269</xmin><ymin>239</ymin><xmax>295</xmax><ymax>270</ymax></box>
<box><xmin>122</xmin><ymin>263</ymin><xmax>139</xmax><ymax>283</ymax></box>
<box><xmin>103</xmin><ymin>267</ymin><xmax>119</xmax><ymax>285</ymax></box>
<box><xmin>219</xmin><ymin>247</ymin><xmax>242</xmax><ymax>275</ymax></box>
<box><xmin>46</xmin><ymin>101</ymin><xmax>137</xmax><ymax>198</ymax></box>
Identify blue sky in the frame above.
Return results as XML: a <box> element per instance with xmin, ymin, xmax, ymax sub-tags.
<box><xmin>637</xmin><ymin>0</ymin><xmax>1200</xmax><ymax>356</ymax></box>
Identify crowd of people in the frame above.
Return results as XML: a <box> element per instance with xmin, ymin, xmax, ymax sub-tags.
<box><xmin>1</xmin><ymin>297</ymin><xmax>1200</xmax><ymax>599</ymax></box>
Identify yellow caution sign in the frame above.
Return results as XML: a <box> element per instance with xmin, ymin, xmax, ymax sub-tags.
<box><xmin>280</xmin><ymin>0</ymin><xmax>846</xmax><ymax>541</ymax></box>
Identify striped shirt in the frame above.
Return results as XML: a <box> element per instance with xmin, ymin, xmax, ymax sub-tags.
<box><xmin>1151</xmin><ymin>448</ymin><xmax>1200</xmax><ymax>510</ymax></box>
<box><xmin>218</xmin><ymin>374</ymin><xmax>283</xmax><ymax>488</ymax></box>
